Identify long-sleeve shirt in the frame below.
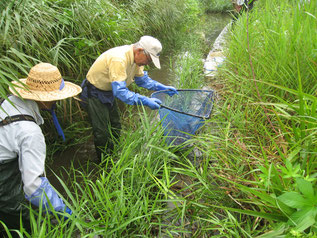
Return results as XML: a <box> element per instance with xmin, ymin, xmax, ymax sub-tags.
<box><xmin>0</xmin><ymin>95</ymin><xmax>45</xmax><ymax>197</ymax></box>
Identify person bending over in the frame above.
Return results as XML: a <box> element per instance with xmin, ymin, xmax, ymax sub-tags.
<box><xmin>0</xmin><ymin>63</ymin><xmax>82</xmax><ymax>236</ymax></box>
<box><xmin>80</xmin><ymin>35</ymin><xmax>178</xmax><ymax>160</ymax></box>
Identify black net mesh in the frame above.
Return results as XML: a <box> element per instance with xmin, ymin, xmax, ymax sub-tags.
<box><xmin>151</xmin><ymin>89</ymin><xmax>214</xmax><ymax>145</ymax></box>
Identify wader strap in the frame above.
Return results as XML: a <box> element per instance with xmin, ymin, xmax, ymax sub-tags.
<box><xmin>0</xmin><ymin>97</ymin><xmax>36</xmax><ymax>127</ymax></box>
<box><xmin>0</xmin><ymin>115</ymin><xmax>36</xmax><ymax>127</ymax></box>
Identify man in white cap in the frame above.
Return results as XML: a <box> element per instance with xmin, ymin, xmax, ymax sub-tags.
<box><xmin>0</xmin><ymin>62</ymin><xmax>82</xmax><ymax>236</ymax></box>
<box><xmin>80</xmin><ymin>35</ymin><xmax>178</xmax><ymax>160</ymax></box>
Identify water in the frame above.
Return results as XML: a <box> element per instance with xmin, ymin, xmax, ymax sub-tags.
<box><xmin>46</xmin><ymin>12</ymin><xmax>232</xmax><ymax>194</ymax></box>
<box><xmin>201</xmin><ymin>13</ymin><xmax>232</xmax><ymax>50</ymax></box>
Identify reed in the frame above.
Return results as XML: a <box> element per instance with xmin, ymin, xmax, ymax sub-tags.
<box><xmin>206</xmin><ymin>0</ymin><xmax>317</xmax><ymax>236</ymax></box>
<box><xmin>1</xmin><ymin>0</ymin><xmax>316</xmax><ymax>237</ymax></box>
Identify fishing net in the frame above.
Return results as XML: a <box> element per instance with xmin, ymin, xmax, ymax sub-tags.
<box><xmin>151</xmin><ymin>89</ymin><xmax>214</xmax><ymax>145</ymax></box>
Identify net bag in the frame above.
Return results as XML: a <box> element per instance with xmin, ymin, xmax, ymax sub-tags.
<box><xmin>151</xmin><ymin>89</ymin><xmax>214</xmax><ymax>145</ymax></box>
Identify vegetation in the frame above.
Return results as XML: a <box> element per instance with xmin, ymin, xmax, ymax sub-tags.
<box><xmin>211</xmin><ymin>0</ymin><xmax>317</xmax><ymax>236</ymax></box>
<box><xmin>0</xmin><ymin>0</ymin><xmax>316</xmax><ymax>237</ymax></box>
<box><xmin>200</xmin><ymin>0</ymin><xmax>232</xmax><ymax>13</ymax></box>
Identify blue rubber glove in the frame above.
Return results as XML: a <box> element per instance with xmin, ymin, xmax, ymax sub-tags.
<box><xmin>62</xmin><ymin>207</ymin><xmax>72</xmax><ymax>220</ymax></box>
<box><xmin>112</xmin><ymin>81</ymin><xmax>162</xmax><ymax>109</ymax></box>
<box><xmin>157</xmin><ymin>85</ymin><xmax>178</xmax><ymax>96</ymax></box>
<box><xmin>134</xmin><ymin>71</ymin><xmax>178</xmax><ymax>96</ymax></box>
<box><xmin>25</xmin><ymin>177</ymin><xmax>69</xmax><ymax>214</ymax></box>
<box><xmin>139</xmin><ymin>97</ymin><xmax>162</xmax><ymax>110</ymax></box>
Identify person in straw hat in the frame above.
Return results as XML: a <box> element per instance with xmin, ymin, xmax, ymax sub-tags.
<box><xmin>80</xmin><ymin>35</ymin><xmax>178</xmax><ymax>161</ymax></box>
<box><xmin>0</xmin><ymin>62</ymin><xmax>82</xmax><ymax>236</ymax></box>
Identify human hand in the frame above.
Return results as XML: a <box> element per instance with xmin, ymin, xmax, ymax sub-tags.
<box><xmin>144</xmin><ymin>97</ymin><xmax>162</xmax><ymax>110</ymax></box>
<box><xmin>162</xmin><ymin>86</ymin><xmax>178</xmax><ymax>96</ymax></box>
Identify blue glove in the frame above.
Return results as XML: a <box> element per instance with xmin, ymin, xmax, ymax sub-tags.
<box><xmin>25</xmin><ymin>177</ymin><xmax>68</xmax><ymax>214</ymax></box>
<box><xmin>158</xmin><ymin>85</ymin><xmax>178</xmax><ymax>96</ymax></box>
<box><xmin>62</xmin><ymin>206</ymin><xmax>72</xmax><ymax>220</ymax></box>
<box><xmin>139</xmin><ymin>97</ymin><xmax>162</xmax><ymax>110</ymax></box>
<box><xmin>112</xmin><ymin>81</ymin><xmax>162</xmax><ymax>109</ymax></box>
<box><xmin>134</xmin><ymin>71</ymin><xmax>178</xmax><ymax>96</ymax></box>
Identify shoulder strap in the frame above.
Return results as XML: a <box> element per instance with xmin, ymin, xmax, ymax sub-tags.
<box><xmin>0</xmin><ymin>115</ymin><xmax>36</xmax><ymax>127</ymax></box>
<box><xmin>0</xmin><ymin>97</ymin><xmax>36</xmax><ymax>127</ymax></box>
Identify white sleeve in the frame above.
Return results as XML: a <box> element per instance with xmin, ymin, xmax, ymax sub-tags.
<box><xmin>17</xmin><ymin>122</ymin><xmax>46</xmax><ymax>197</ymax></box>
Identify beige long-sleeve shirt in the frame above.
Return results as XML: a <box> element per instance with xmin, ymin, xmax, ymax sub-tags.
<box><xmin>86</xmin><ymin>44</ymin><xmax>144</xmax><ymax>91</ymax></box>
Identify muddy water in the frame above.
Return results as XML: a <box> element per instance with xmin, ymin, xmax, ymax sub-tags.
<box><xmin>46</xmin><ymin>12</ymin><xmax>231</xmax><ymax>194</ymax></box>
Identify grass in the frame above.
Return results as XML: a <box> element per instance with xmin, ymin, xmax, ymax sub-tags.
<box><xmin>208</xmin><ymin>0</ymin><xmax>317</xmax><ymax>236</ymax></box>
<box><xmin>200</xmin><ymin>0</ymin><xmax>233</xmax><ymax>13</ymax></box>
<box><xmin>1</xmin><ymin>0</ymin><xmax>316</xmax><ymax>237</ymax></box>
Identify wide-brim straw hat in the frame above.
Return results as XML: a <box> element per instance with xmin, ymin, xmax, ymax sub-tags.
<box><xmin>9</xmin><ymin>62</ymin><xmax>82</xmax><ymax>101</ymax></box>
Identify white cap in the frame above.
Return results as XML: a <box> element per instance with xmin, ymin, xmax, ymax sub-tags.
<box><xmin>139</xmin><ymin>36</ymin><xmax>162</xmax><ymax>69</ymax></box>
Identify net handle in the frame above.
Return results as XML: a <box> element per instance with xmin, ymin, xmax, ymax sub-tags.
<box><xmin>159</xmin><ymin>104</ymin><xmax>208</xmax><ymax>119</ymax></box>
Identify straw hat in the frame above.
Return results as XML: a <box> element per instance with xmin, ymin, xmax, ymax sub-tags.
<box><xmin>9</xmin><ymin>63</ymin><xmax>82</xmax><ymax>101</ymax></box>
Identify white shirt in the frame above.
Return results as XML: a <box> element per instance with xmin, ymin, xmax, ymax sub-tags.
<box><xmin>0</xmin><ymin>95</ymin><xmax>45</xmax><ymax>197</ymax></box>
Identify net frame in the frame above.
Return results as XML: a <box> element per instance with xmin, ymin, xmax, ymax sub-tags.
<box><xmin>151</xmin><ymin>89</ymin><xmax>214</xmax><ymax>119</ymax></box>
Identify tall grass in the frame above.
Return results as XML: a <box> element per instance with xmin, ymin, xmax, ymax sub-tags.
<box><xmin>171</xmin><ymin>38</ymin><xmax>206</xmax><ymax>89</ymax></box>
<box><xmin>205</xmin><ymin>0</ymin><xmax>317</xmax><ymax>236</ymax></box>
<box><xmin>224</xmin><ymin>0</ymin><xmax>317</xmax><ymax>99</ymax></box>
<box><xmin>199</xmin><ymin>0</ymin><xmax>232</xmax><ymax>13</ymax></box>
<box><xmin>0</xmin><ymin>0</ymin><xmax>136</xmax><ymax>84</ymax></box>
<box><xmin>129</xmin><ymin>0</ymin><xmax>201</xmax><ymax>48</ymax></box>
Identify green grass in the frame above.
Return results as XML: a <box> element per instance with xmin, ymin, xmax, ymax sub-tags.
<box><xmin>200</xmin><ymin>0</ymin><xmax>233</xmax><ymax>13</ymax></box>
<box><xmin>1</xmin><ymin>0</ymin><xmax>316</xmax><ymax>237</ymax></box>
<box><xmin>209</xmin><ymin>0</ymin><xmax>317</xmax><ymax>236</ymax></box>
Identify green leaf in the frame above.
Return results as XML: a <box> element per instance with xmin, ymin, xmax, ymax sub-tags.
<box><xmin>255</xmin><ymin>223</ymin><xmax>286</xmax><ymax>238</ymax></box>
<box><xmin>289</xmin><ymin>207</ymin><xmax>317</xmax><ymax>231</ymax></box>
<box><xmin>286</xmin><ymin>147</ymin><xmax>301</xmax><ymax>162</ymax></box>
<box><xmin>278</xmin><ymin>192</ymin><xmax>309</xmax><ymax>209</ymax></box>
<box><xmin>296</xmin><ymin>178</ymin><xmax>315</xmax><ymax>199</ymax></box>
<box><xmin>210</xmin><ymin>204</ymin><xmax>287</xmax><ymax>222</ymax></box>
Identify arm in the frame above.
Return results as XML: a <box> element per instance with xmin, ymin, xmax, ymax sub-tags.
<box><xmin>111</xmin><ymin>81</ymin><xmax>162</xmax><ymax>110</ymax></box>
<box><xmin>108</xmin><ymin>61</ymin><xmax>162</xmax><ymax>109</ymax></box>
<box><xmin>134</xmin><ymin>71</ymin><xmax>178</xmax><ymax>96</ymax></box>
<box><xmin>18</xmin><ymin>123</ymin><xmax>71</xmax><ymax>215</ymax></box>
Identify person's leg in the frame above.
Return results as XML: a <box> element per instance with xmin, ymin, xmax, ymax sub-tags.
<box><xmin>108</xmin><ymin>100</ymin><xmax>121</xmax><ymax>148</ymax></box>
<box><xmin>87</xmin><ymin>97</ymin><xmax>121</xmax><ymax>161</ymax></box>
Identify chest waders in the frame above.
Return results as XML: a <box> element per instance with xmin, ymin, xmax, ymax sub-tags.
<box><xmin>81</xmin><ymin>81</ymin><xmax>121</xmax><ymax>161</ymax></box>
<box><xmin>0</xmin><ymin>97</ymin><xmax>34</xmax><ymax>236</ymax></box>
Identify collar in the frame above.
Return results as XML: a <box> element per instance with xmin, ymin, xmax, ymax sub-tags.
<box><xmin>7</xmin><ymin>95</ymin><xmax>44</xmax><ymax>125</ymax></box>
